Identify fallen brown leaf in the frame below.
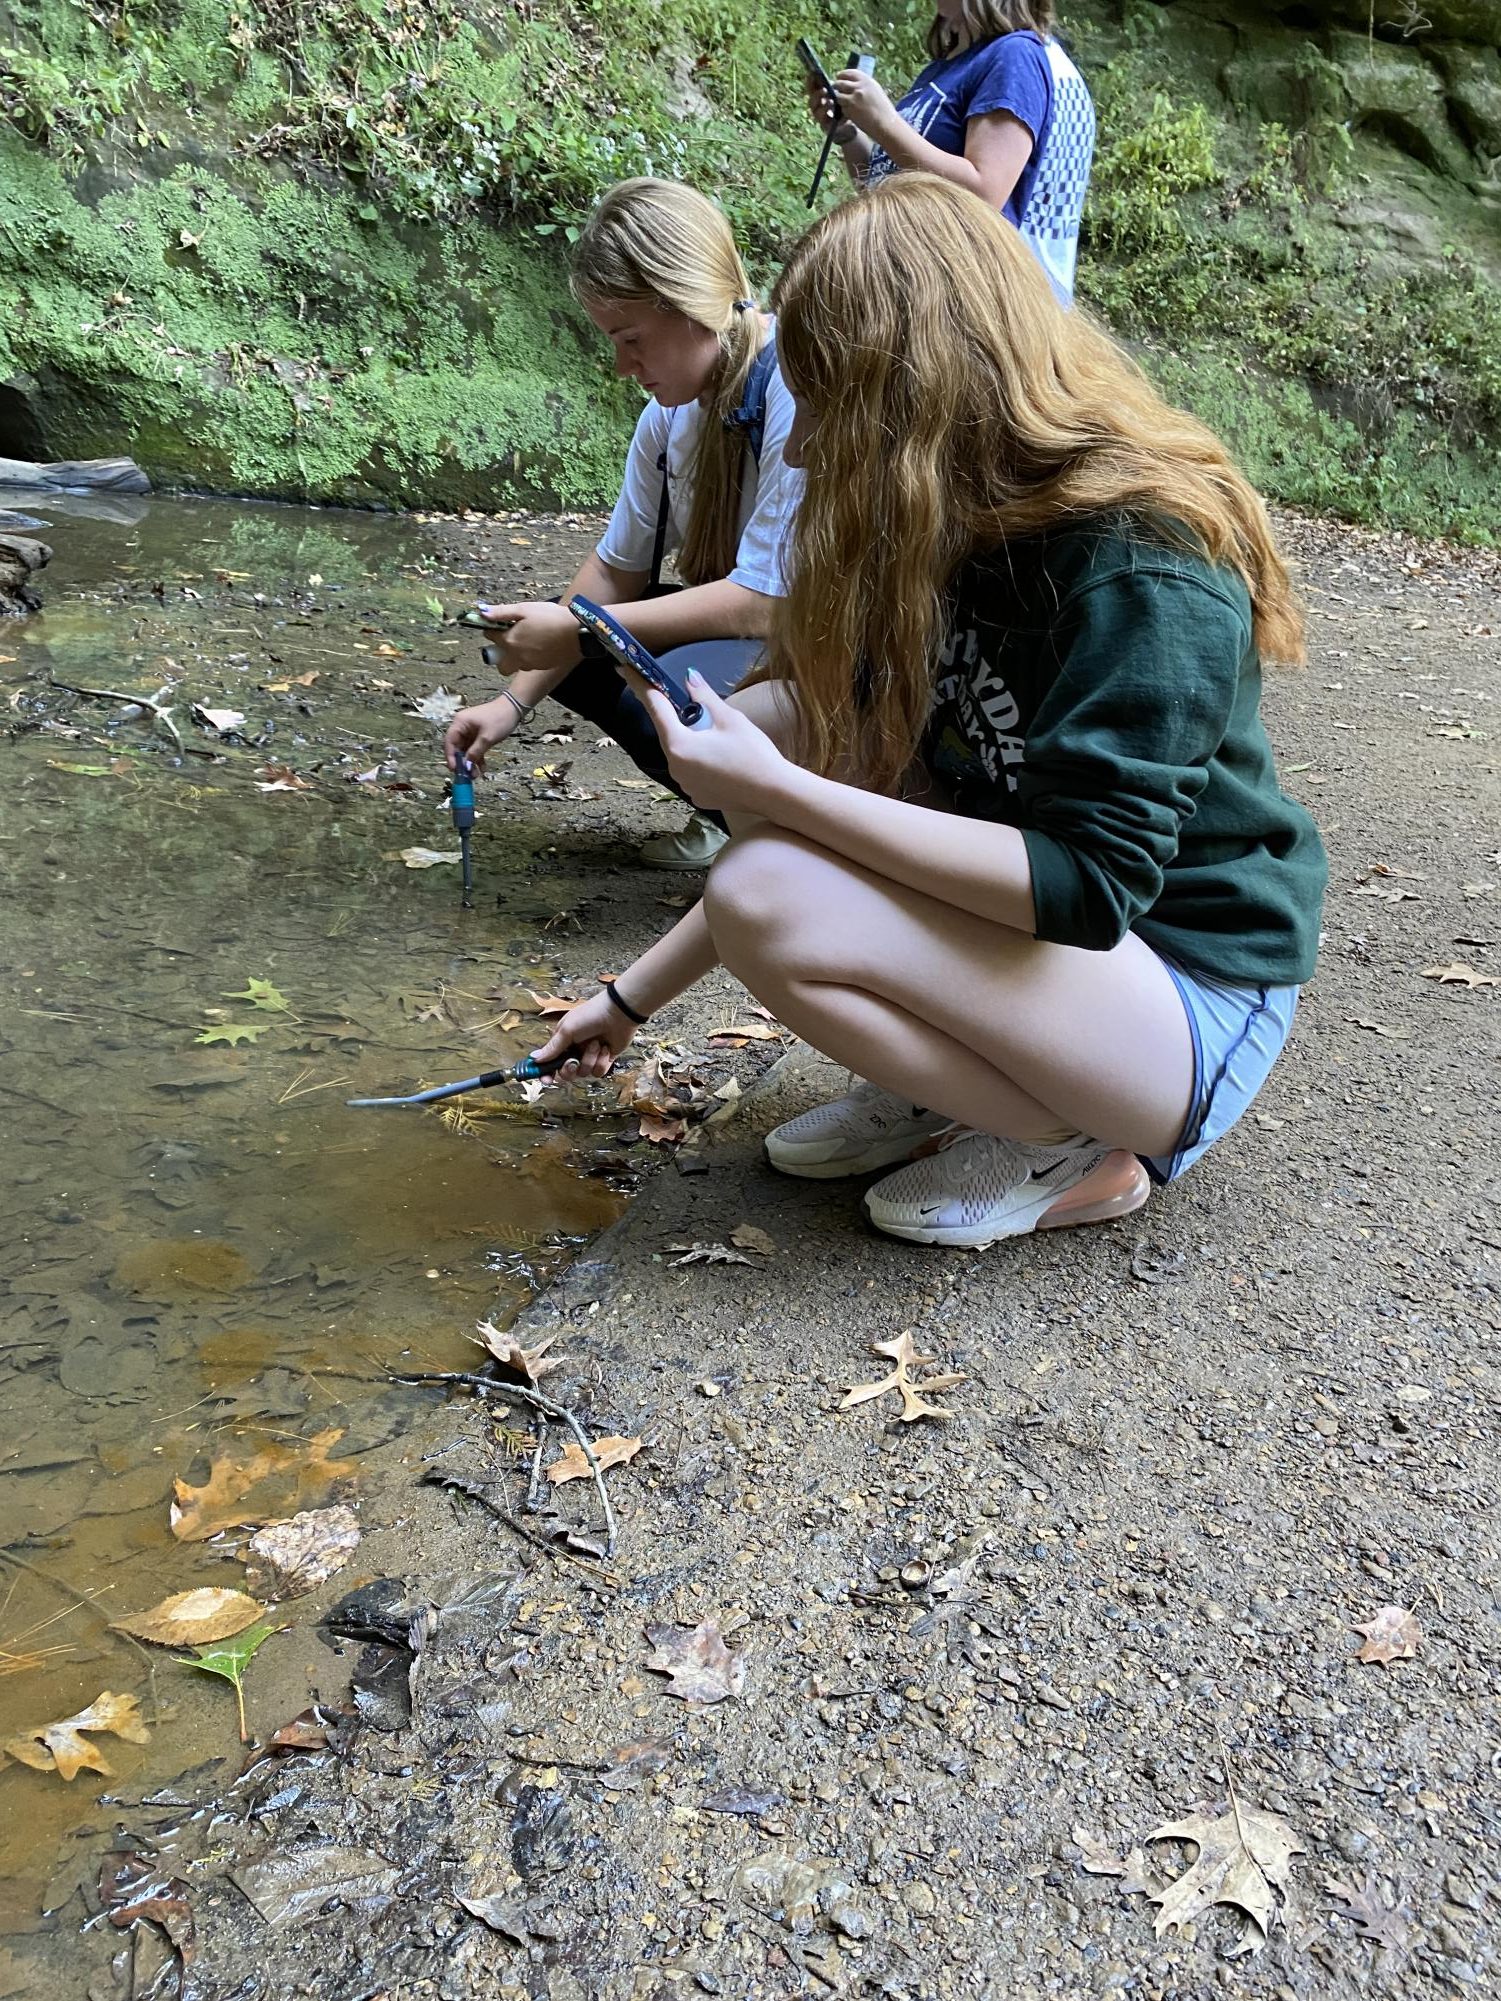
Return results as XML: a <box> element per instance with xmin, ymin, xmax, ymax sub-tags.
<box><xmin>1351</xmin><ymin>1605</ymin><xmax>1422</xmax><ymax>1665</ymax></box>
<box><xmin>254</xmin><ymin>764</ymin><xmax>312</xmax><ymax>792</ymax></box>
<box><xmin>3</xmin><ymin>1692</ymin><xmax>151</xmax><ymax>1780</ymax></box>
<box><xmin>638</xmin><ymin>1112</ymin><xmax>687</xmax><ymax>1144</ymax></box>
<box><xmin>1346</xmin><ymin>1017</ymin><xmax>1410</xmax><ymax>1040</ymax></box>
<box><xmin>667</xmin><ymin>1242</ymin><xmax>754</xmax><ymax>1267</ymax></box>
<box><xmin>644</xmin><ymin>1619</ymin><xmax>746</xmax><ymax>1704</ymax></box>
<box><xmin>1147</xmin><ymin>1799</ymin><xmax>1303</xmax><ymax>1955</ymax></box>
<box><xmin>1325</xmin><ymin>1873</ymin><xmax>1409</xmax><ymax>1951</ymax></box>
<box><xmin>708</xmin><ymin>1021</ymin><xmax>785</xmax><ymax>1044</ymax></box>
<box><xmin>1420</xmin><ymin>961</ymin><xmax>1496</xmax><ymax>988</ymax></box>
<box><xmin>525</xmin><ymin>991</ymin><xmax>580</xmax><ymax>1016</ymax></box>
<box><xmin>840</xmin><ymin>1330</ymin><xmax>967</xmax><ymax>1423</ymax></box>
<box><xmin>729</xmin><ymin>1223</ymin><xmax>777</xmax><ymax>1257</ymax></box>
<box><xmin>545</xmin><ymin>1435</ymin><xmax>643</xmax><ymax>1486</ymax></box>
<box><xmin>1074</xmin><ymin>1828</ymin><xmax>1128</xmax><ymax>1876</ymax></box>
<box><xmin>112</xmin><ymin>1587</ymin><xmax>265</xmax><ymax>1647</ymax></box>
<box><xmin>170</xmin><ymin>1426</ymin><xmax>355</xmax><ymax>1541</ymax></box>
<box><xmin>474</xmin><ymin>1320</ymin><xmax>568</xmax><ymax>1383</ymax></box>
<box><xmin>243</xmin><ymin>1505</ymin><xmax>361</xmax><ymax>1600</ymax></box>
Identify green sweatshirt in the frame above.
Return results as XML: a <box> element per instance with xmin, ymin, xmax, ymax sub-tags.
<box><xmin>923</xmin><ymin>520</ymin><xmax>1327</xmax><ymax>985</ymax></box>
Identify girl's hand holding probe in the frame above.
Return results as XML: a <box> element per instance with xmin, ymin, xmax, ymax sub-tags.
<box><xmin>830</xmin><ymin>65</ymin><xmax>900</xmax><ymax>144</ymax></box>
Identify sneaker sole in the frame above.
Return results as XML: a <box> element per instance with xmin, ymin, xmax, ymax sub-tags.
<box><xmin>765</xmin><ymin>1130</ymin><xmax>946</xmax><ymax>1181</ymax></box>
<box><xmin>865</xmin><ymin>1152</ymin><xmax>1151</xmax><ymax>1246</ymax></box>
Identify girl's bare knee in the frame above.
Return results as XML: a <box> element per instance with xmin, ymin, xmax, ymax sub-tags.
<box><xmin>727</xmin><ymin>677</ymin><xmax>800</xmax><ymax>751</ymax></box>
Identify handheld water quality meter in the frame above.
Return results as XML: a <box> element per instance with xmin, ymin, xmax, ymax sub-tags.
<box><xmin>565</xmin><ymin>595</ymin><xmax>710</xmax><ymax>730</ymax></box>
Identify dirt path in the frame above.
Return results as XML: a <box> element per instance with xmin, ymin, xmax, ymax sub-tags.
<box><xmin>16</xmin><ymin>513</ymin><xmax>1499</xmax><ymax>2000</ymax></box>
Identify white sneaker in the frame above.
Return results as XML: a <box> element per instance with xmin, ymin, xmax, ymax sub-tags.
<box><xmin>765</xmin><ymin>1081</ymin><xmax>950</xmax><ymax>1180</ymax></box>
<box><xmin>864</xmin><ymin>1127</ymin><xmax>1150</xmax><ymax>1247</ymax></box>
<box><xmin>638</xmin><ymin>811</ymin><xmax>730</xmax><ymax>870</ymax></box>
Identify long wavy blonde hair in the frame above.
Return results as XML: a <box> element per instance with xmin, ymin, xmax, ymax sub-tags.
<box><xmin>768</xmin><ymin>175</ymin><xmax>1304</xmax><ymax>794</ymax></box>
<box><xmin>572</xmin><ymin>178</ymin><xmax>765</xmax><ymax>588</ymax></box>
<box><xmin>927</xmin><ymin>0</ymin><xmax>1054</xmax><ymax>60</ymax></box>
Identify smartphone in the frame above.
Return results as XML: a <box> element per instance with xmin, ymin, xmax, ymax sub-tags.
<box><xmin>566</xmin><ymin>595</ymin><xmax>709</xmax><ymax>730</ymax></box>
<box><xmin>796</xmin><ymin>36</ymin><xmax>837</xmax><ymax>98</ymax></box>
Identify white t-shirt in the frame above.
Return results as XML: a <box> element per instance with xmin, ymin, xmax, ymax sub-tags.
<box><xmin>596</xmin><ymin>326</ymin><xmax>802</xmax><ymax>598</ymax></box>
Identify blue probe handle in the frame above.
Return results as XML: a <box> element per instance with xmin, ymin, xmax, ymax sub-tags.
<box><xmin>450</xmin><ymin>756</ymin><xmax>476</xmax><ymax>830</ymax></box>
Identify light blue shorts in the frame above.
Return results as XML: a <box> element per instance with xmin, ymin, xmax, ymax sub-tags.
<box><xmin>1142</xmin><ymin>957</ymin><xmax>1300</xmax><ymax>1184</ymax></box>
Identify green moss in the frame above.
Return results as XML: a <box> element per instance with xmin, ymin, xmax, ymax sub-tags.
<box><xmin>2</xmin><ymin>0</ymin><xmax>1498</xmax><ymax>536</ymax></box>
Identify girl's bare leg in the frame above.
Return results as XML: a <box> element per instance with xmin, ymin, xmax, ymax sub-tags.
<box><xmin>703</xmin><ymin>826</ymin><xmax>1196</xmax><ymax>1159</ymax></box>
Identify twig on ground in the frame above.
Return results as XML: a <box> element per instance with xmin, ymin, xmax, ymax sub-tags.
<box><xmin>392</xmin><ymin>1367</ymin><xmax>619</xmax><ymax>1557</ymax></box>
<box><xmin>0</xmin><ymin>1549</ymin><xmax>161</xmax><ymax>1722</ymax></box>
<box><xmin>423</xmin><ymin>1466</ymin><xmax>621</xmax><ymax>1591</ymax></box>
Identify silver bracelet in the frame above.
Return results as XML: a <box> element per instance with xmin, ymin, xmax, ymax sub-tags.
<box><xmin>499</xmin><ymin>686</ymin><xmax>537</xmax><ymax>725</ymax></box>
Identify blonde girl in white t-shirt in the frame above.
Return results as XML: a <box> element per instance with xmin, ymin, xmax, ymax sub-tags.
<box><xmin>446</xmin><ymin>178</ymin><xmax>801</xmax><ymax>869</ymax></box>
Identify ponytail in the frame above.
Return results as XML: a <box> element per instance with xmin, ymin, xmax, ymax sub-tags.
<box><xmin>572</xmin><ymin>179</ymin><xmax>764</xmax><ymax>586</ymax></box>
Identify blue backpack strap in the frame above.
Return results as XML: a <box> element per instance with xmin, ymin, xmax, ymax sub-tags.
<box><xmin>723</xmin><ymin>331</ymin><xmax>778</xmax><ymax>463</ymax></box>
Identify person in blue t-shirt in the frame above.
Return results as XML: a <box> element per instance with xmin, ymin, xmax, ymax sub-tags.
<box><xmin>805</xmin><ymin>0</ymin><xmax>1095</xmax><ymax>304</ymax></box>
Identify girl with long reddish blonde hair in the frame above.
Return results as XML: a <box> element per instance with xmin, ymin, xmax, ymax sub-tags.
<box><xmin>535</xmin><ymin>177</ymin><xmax>1327</xmax><ymax>1249</ymax></box>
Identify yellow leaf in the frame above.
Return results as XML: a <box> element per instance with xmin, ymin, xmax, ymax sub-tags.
<box><xmin>171</xmin><ymin>1426</ymin><xmax>356</xmax><ymax>1541</ymax></box>
<box><xmin>3</xmin><ymin>1692</ymin><xmax>150</xmax><ymax>1781</ymax></box>
<box><xmin>545</xmin><ymin>1435</ymin><xmax>643</xmax><ymax>1486</ymax></box>
<box><xmin>112</xmin><ymin>1587</ymin><xmax>265</xmax><ymax>1647</ymax></box>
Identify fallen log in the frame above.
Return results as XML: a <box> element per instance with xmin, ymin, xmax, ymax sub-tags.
<box><xmin>0</xmin><ymin>455</ymin><xmax>151</xmax><ymax>495</ymax></box>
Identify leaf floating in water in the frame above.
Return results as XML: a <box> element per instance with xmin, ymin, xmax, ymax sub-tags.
<box><xmin>175</xmin><ymin>1622</ymin><xmax>279</xmax><ymax>1741</ymax></box>
<box><xmin>170</xmin><ymin>1426</ymin><xmax>356</xmax><ymax>1541</ymax></box>
<box><xmin>2</xmin><ymin>1691</ymin><xmax>151</xmax><ymax>1781</ymax></box>
<box><xmin>243</xmin><ymin>1505</ymin><xmax>361</xmax><ymax>1601</ymax></box>
<box><xmin>222</xmin><ymin>977</ymin><xmax>293</xmax><ymax>1014</ymax></box>
<box><xmin>195</xmin><ymin>1022</ymin><xmax>269</xmax><ymax>1047</ymax></box>
<box><xmin>112</xmin><ymin>1587</ymin><xmax>265</xmax><ymax>1647</ymax></box>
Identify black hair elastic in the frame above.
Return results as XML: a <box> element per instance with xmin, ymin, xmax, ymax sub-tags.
<box><xmin>603</xmin><ymin>979</ymin><xmax>649</xmax><ymax>1026</ymax></box>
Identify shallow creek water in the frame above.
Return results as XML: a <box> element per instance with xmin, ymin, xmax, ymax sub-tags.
<box><xmin>0</xmin><ymin>495</ymin><xmax>624</xmax><ymax>1933</ymax></box>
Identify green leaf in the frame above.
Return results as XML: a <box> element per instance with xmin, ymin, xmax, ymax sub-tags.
<box><xmin>195</xmin><ymin>1022</ymin><xmax>269</xmax><ymax>1046</ymax></box>
<box><xmin>222</xmin><ymin>978</ymin><xmax>292</xmax><ymax>1014</ymax></box>
<box><xmin>423</xmin><ymin>595</ymin><xmax>445</xmax><ymax>623</ymax></box>
<box><xmin>175</xmin><ymin>1622</ymin><xmax>280</xmax><ymax>1741</ymax></box>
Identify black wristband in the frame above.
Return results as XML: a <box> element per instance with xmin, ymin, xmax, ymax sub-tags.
<box><xmin>603</xmin><ymin>979</ymin><xmax>649</xmax><ymax>1026</ymax></box>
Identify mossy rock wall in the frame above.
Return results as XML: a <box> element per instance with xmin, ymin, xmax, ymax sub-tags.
<box><xmin>2</xmin><ymin>0</ymin><xmax>1498</xmax><ymax>538</ymax></box>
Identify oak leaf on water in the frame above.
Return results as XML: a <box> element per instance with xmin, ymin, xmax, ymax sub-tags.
<box><xmin>112</xmin><ymin>1587</ymin><xmax>265</xmax><ymax>1647</ymax></box>
<box><xmin>545</xmin><ymin>1435</ymin><xmax>643</xmax><ymax>1486</ymax></box>
<box><xmin>643</xmin><ymin>1619</ymin><xmax>746</xmax><ymax>1704</ymax></box>
<box><xmin>170</xmin><ymin>1426</ymin><xmax>355</xmax><ymax>1540</ymax></box>
<box><xmin>3</xmin><ymin>1692</ymin><xmax>151</xmax><ymax>1781</ymax></box>
<box><xmin>1147</xmin><ymin>1799</ymin><xmax>1303</xmax><ymax>1955</ymax></box>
